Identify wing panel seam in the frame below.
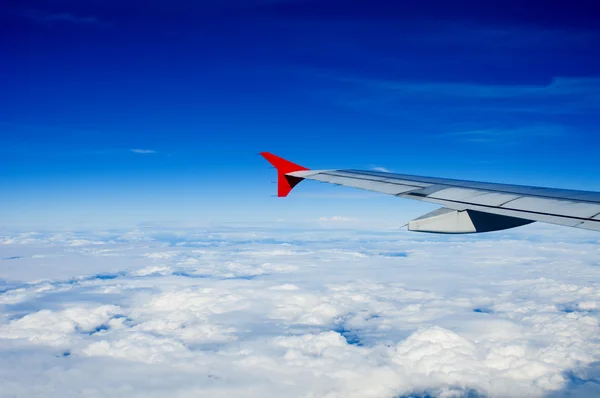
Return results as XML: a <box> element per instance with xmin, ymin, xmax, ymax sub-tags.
<box><xmin>417</xmin><ymin>196</ymin><xmax>600</xmax><ymax>223</ymax></box>
<box><xmin>497</xmin><ymin>196</ymin><xmax>525</xmax><ymax>207</ymax></box>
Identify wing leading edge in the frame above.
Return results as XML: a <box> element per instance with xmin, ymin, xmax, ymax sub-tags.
<box><xmin>260</xmin><ymin>152</ymin><xmax>600</xmax><ymax>234</ymax></box>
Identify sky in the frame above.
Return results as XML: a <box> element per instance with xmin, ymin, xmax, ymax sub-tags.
<box><xmin>1</xmin><ymin>0</ymin><xmax>600</xmax><ymax>228</ymax></box>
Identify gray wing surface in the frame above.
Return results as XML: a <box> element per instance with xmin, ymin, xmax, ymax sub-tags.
<box><xmin>290</xmin><ymin>169</ymin><xmax>600</xmax><ymax>233</ymax></box>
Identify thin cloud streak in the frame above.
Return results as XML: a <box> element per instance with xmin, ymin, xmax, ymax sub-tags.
<box><xmin>320</xmin><ymin>74</ymin><xmax>600</xmax><ymax>116</ymax></box>
<box><xmin>40</xmin><ymin>13</ymin><xmax>101</xmax><ymax>25</ymax></box>
<box><xmin>370</xmin><ymin>166</ymin><xmax>391</xmax><ymax>173</ymax></box>
<box><xmin>130</xmin><ymin>149</ymin><xmax>157</xmax><ymax>154</ymax></box>
<box><xmin>318</xmin><ymin>215</ymin><xmax>357</xmax><ymax>222</ymax></box>
<box><xmin>439</xmin><ymin>125</ymin><xmax>566</xmax><ymax>144</ymax></box>
<box><xmin>23</xmin><ymin>11</ymin><xmax>106</xmax><ymax>26</ymax></box>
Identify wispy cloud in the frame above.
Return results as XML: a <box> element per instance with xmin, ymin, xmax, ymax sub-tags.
<box><xmin>318</xmin><ymin>216</ymin><xmax>357</xmax><ymax>222</ymax></box>
<box><xmin>41</xmin><ymin>13</ymin><xmax>101</xmax><ymax>25</ymax></box>
<box><xmin>369</xmin><ymin>165</ymin><xmax>391</xmax><ymax>173</ymax></box>
<box><xmin>310</xmin><ymin>73</ymin><xmax>599</xmax><ymax>146</ymax></box>
<box><xmin>347</xmin><ymin>76</ymin><xmax>600</xmax><ymax>100</ymax></box>
<box><xmin>439</xmin><ymin>125</ymin><xmax>566</xmax><ymax>144</ymax></box>
<box><xmin>23</xmin><ymin>11</ymin><xmax>106</xmax><ymax>27</ymax></box>
<box><xmin>319</xmin><ymin>74</ymin><xmax>600</xmax><ymax>116</ymax></box>
<box><xmin>131</xmin><ymin>149</ymin><xmax>157</xmax><ymax>154</ymax></box>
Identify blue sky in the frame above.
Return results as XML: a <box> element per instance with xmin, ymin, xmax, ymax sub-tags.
<box><xmin>2</xmin><ymin>0</ymin><xmax>600</xmax><ymax>228</ymax></box>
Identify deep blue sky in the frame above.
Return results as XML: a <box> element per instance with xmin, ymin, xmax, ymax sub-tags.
<box><xmin>2</xmin><ymin>0</ymin><xmax>600</xmax><ymax>227</ymax></box>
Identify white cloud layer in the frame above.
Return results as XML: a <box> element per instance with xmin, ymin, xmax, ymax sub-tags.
<box><xmin>0</xmin><ymin>224</ymin><xmax>599</xmax><ymax>397</ymax></box>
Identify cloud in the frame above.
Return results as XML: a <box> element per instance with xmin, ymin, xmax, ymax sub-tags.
<box><xmin>0</xmin><ymin>232</ymin><xmax>42</xmax><ymax>245</ymax></box>
<box><xmin>318</xmin><ymin>216</ymin><xmax>357</xmax><ymax>222</ymax></box>
<box><xmin>40</xmin><ymin>13</ymin><xmax>101</xmax><ymax>25</ymax></box>
<box><xmin>67</xmin><ymin>239</ymin><xmax>105</xmax><ymax>246</ymax></box>
<box><xmin>0</xmin><ymin>305</ymin><xmax>122</xmax><ymax>347</ymax></box>
<box><xmin>333</xmin><ymin>75</ymin><xmax>600</xmax><ymax>103</ymax></box>
<box><xmin>370</xmin><ymin>165</ymin><xmax>391</xmax><ymax>173</ymax></box>
<box><xmin>318</xmin><ymin>74</ymin><xmax>600</xmax><ymax>121</ymax></box>
<box><xmin>23</xmin><ymin>11</ymin><xmax>106</xmax><ymax>26</ymax></box>
<box><xmin>439</xmin><ymin>124</ymin><xmax>566</xmax><ymax>143</ymax></box>
<box><xmin>0</xmin><ymin>225</ymin><xmax>599</xmax><ymax>396</ymax></box>
<box><xmin>130</xmin><ymin>149</ymin><xmax>157</xmax><ymax>154</ymax></box>
<box><xmin>82</xmin><ymin>332</ymin><xmax>189</xmax><ymax>364</ymax></box>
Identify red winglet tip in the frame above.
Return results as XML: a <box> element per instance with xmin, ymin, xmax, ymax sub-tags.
<box><xmin>260</xmin><ymin>152</ymin><xmax>309</xmax><ymax>174</ymax></box>
<box><xmin>260</xmin><ymin>152</ymin><xmax>308</xmax><ymax>197</ymax></box>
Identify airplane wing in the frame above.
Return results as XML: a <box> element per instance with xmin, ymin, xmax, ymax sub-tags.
<box><xmin>260</xmin><ymin>152</ymin><xmax>600</xmax><ymax>234</ymax></box>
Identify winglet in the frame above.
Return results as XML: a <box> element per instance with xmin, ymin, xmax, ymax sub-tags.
<box><xmin>260</xmin><ymin>152</ymin><xmax>309</xmax><ymax>197</ymax></box>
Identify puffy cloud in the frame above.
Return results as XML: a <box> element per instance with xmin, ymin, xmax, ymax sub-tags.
<box><xmin>83</xmin><ymin>333</ymin><xmax>189</xmax><ymax>364</ymax></box>
<box><xmin>143</xmin><ymin>251</ymin><xmax>178</xmax><ymax>260</ymax></box>
<box><xmin>0</xmin><ymin>232</ymin><xmax>43</xmax><ymax>245</ymax></box>
<box><xmin>0</xmin><ymin>305</ymin><xmax>121</xmax><ymax>347</ymax></box>
<box><xmin>0</xmin><ymin>226</ymin><xmax>599</xmax><ymax>397</ymax></box>
<box><xmin>67</xmin><ymin>239</ymin><xmax>105</xmax><ymax>247</ymax></box>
